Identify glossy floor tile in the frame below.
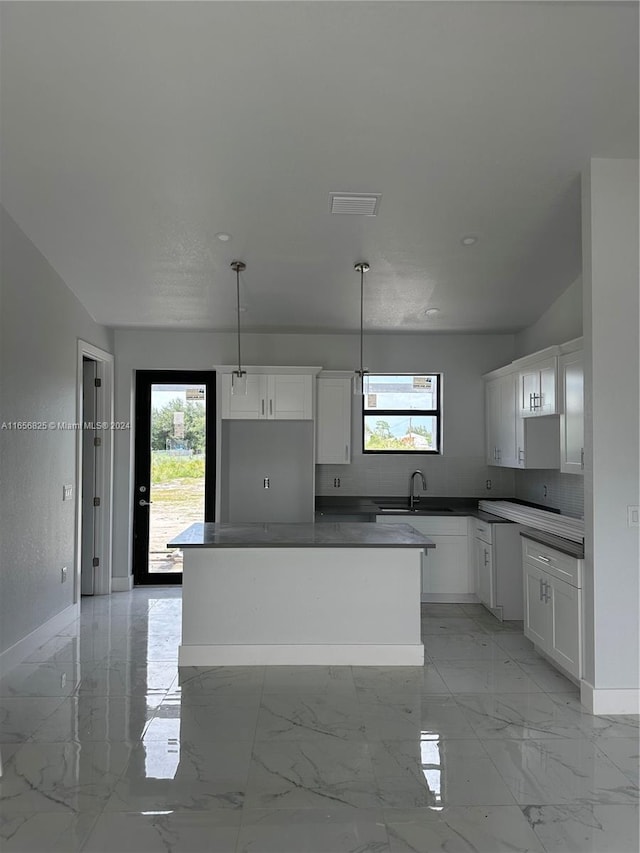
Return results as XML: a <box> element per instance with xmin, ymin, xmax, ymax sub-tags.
<box><xmin>0</xmin><ymin>591</ymin><xmax>637</xmax><ymax>852</ymax></box>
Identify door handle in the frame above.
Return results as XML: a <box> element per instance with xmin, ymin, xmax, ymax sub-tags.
<box><xmin>539</xmin><ymin>578</ymin><xmax>544</xmax><ymax>601</ymax></box>
<box><xmin>269</xmin><ymin>398</ymin><xmax>273</xmax><ymax>416</ymax></box>
<box><xmin>484</xmin><ymin>548</ymin><xmax>489</xmax><ymax>566</ymax></box>
<box><xmin>581</xmin><ymin>447</ymin><xmax>584</xmax><ymax>469</ymax></box>
<box><xmin>138</xmin><ymin>499</ymin><xmax>153</xmax><ymax>507</ymax></box>
<box><xmin>261</xmin><ymin>399</ymin><xmax>265</xmax><ymax>416</ymax></box>
<box><xmin>345</xmin><ymin>444</ymin><xmax>349</xmax><ymax>461</ymax></box>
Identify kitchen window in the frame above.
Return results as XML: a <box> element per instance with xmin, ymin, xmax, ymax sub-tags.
<box><xmin>363</xmin><ymin>374</ymin><xmax>441</xmax><ymax>453</ymax></box>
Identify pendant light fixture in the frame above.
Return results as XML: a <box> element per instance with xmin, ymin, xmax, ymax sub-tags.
<box><xmin>354</xmin><ymin>261</ymin><xmax>370</xmax><ymax>396</ymax></box>
<box><xmin>230</xmin><ymin>260</ymin><xmax>247</xmax><ymax>396</ymax></box>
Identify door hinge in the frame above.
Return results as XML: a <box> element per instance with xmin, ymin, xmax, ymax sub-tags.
<box><xmin>94</xmin><ymin>377</ymin><xmax>102</xmax><ymax>387</ymax></box>
<box><xmin>92</xmin><ymin>557</ymin><xmax>100</xmax><ymax>567</ymax></box>
<box><xmin>93</xmin><ymin>496</ymin><xmax>101</xmax><ymax>507</ymax></box>
<box><xmin>93</xmin><ymin>436</ymin><xmax>102</xmax><ymax>447</ymax></box>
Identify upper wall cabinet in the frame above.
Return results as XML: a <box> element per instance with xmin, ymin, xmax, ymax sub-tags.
<box><xmin>316</xmin><ymin>372</ymin><xmax>352</xmax><ymax>464</ymax></box>
<box><xmin>518</xmin><ymin>355</ymin><xmax>558</xmax><ymax>417</ymax></box>
<box><xmin>485</xmin><ymin>373</ymin><xmax>518</xmax><ymax>468</ymax></box>
<box><xmin>485</xmin><ymin>368</ymin><xmax>559</xmax><ymax>470</ymax></box>
<box><xmin>221</xmin><ymin>373</ymin><xmax>314</xmax><ymax>420</ymax></box>
<box><xmin>559</xmin><ymin>345</ymin><xmax>584</xmax><ymax>475</ymax></box>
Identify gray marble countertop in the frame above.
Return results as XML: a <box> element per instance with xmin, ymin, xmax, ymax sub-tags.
<box><xmin>314</xmin><ymin>496</ymin><xmax>513</xmax><ymax>522</ymax></box>
<box><xmin>520</xmin><ymin>527</ymin><xmax>585</xmax><ymax>559</ymax></box>
<box><xmin>169</xmin><ymin>522</ymin><xmax>436</xmax><ymax>549</ymax></box>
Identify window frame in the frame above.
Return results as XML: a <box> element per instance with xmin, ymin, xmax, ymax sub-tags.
<box><xmin>361</xmin><ymin>373</ymin><xmax>442</xmax><ymax>455</ymax></box>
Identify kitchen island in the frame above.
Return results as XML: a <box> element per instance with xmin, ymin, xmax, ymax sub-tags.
<box><xmin>169</xmin><ymin>522</ymin><xmax>435</xmax><ymax>666</ymax></box>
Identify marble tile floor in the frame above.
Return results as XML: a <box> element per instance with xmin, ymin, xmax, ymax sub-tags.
<box><xmin>0</xmin><ymin>590</ymin><xmax>638</xmax><ymax>852</ymax></box>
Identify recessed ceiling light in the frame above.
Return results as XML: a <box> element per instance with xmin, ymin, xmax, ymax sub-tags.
<box><xmin>425</xmin><ymin>308</ymin><xmax>440</xmax><ymax>317</ymax></box>
<box><xmin>461</xmin><ymin>235</ymin><xmax>478</xmax><ymax>246</ymax></box>
<box><xmin>216</xmin><ymin>232</ymin><xmax>231</xmax><ymax>242</ymax></box>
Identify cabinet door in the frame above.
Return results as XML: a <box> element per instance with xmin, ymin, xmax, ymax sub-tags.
<box><xmin>538</xmin><ymin>362</ymin><xmax>557</xmax><ymax>415</ymax></box>
<box><xmin>423</xmin><ymin>536</ymin><xmax>472</xmax><ymax>595</ymax></box>
<box><xmin>475</xmin><ymin>537</ymin><xmax>494</xmax><ymax>608</ymax></box>
<box><xmin>560</xmin><ymin>351</ymin><xmax>584</xmax><ymax>475</ymax></box>
<box><xmin>486</xmin><ymin>379</ymin><xmax>501</xmax><ymax>464</ymax></box>
<box><xmin>268</xmin><ymin>375</ymin><xmax>313</xmax><ymax>420</ymax></box>
<box><xmin>519</xmin><ymin>370</ymin><xmax>539</xmax><ymax>417</ymax></box>
<box><xmin>498</xmin><ymin>373</ymin><xmax>518</xmax><ymax>467</ymax></box>
<box><xmin>523</xmin><ymin>563</ymin><xmax>549</xmax><ymax>649</ymax></box>
<box><xmin>221</xmin><ymin>374</ymin><xmax>266</xmax><ymax>419</ymax></box>
<box><xmin>549</xmin><ymin>577</ymin><xmax>581</xmax><ymax>678</ymax></box>
<box><xmin>316</xmin><ymin>376</ymin><xmax>352</xmax><ymax>463</ymax></box>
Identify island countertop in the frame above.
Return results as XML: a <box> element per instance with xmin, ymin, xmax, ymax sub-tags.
<box><xmin>169</xmin><ymin>521</ymin><xmax>436</xmax><ymax>549</ymax></box>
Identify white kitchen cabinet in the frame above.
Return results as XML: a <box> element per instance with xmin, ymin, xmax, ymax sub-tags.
<box><xmin>559</xmin><ymin>349</ymin><xmax>584</xmax><ymax>475</ymax></box>
<box><xmin>522</xmin><ymin>536</ymin><xmax>583</xmax><ymax>680</ymax></box>
<box><xmin>473</xmin><ymin>519</ymin><xmax>523</xmax><ymax>620</ymax></box>
<box><xmin>518</xmin><ymin>355</ymin><xmax>557</xmax><ymax>417</ymax></box>
<box><xmin>485</xmin><ymin>370</ymin><xmax>559</xmax><ymax>470</ymax></box>
<box><xmin>316</xmin><ymin>373</ymin><xmax>352</xmax><ymax>464</ymax></box>
<box><xmin>474</xmin><ymin>534</ymin><xmax>494</xmax><ymax>609</ymax></box>
<box><xmin>221</xmin><ymin>373</ymin><xmax>313</xmax><ymax>420</ymax></box>
<box><xmin>485</xmin><ymin>373</ymin><xmax>518</xmax><ymax>467</ymax></box>
<box><xmin>376</xmin><ymin>515</ymin><xmax>472</xmax><ymax>601</ymax></box>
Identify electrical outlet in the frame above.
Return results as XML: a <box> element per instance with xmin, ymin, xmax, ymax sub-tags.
<box><xmin>61</xmin><ymin>566</ymin><xmax>68</xmax><ymax>583</ymax></box>
<box><xmin>333</xmin><ymin>478</ymin><xmax>341</xmax><ymax>488</ymax></box>
<box><xmin>628</xmin><ymin>506</ymin><xmax>639</xmax><ymax>527</ymax></box>
<box><xmin>485</xmin><ymin>479</ymin><xmax>492</xmax><ymax>490</ymax></box>
<box><xmin>63</xmin><ymin>484</ymin><xmax>73</xmax><ymax>501</ymax></box>
<box><xmin>543</xmin><ymin>484</ymin><xmax>548</xmax><ymax>498</ymax></box>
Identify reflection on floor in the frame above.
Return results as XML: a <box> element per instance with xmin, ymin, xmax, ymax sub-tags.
<box><xmin>0</xmin><ymin>591</ymin><xmax>638</xmax><ymax>852</ymax></box>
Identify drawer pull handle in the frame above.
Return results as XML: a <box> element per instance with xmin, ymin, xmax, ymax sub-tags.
<box><xmin>537</xmin><ymin>554</ymin><xmax>551</xmax><ymax>563</ymax></box>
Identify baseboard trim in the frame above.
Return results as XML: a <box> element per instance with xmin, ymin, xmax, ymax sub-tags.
<box><xmin>179</xmin><ymin>643</ymin><xmax>425</xmax><ymax>667</ymax></box>
<box><xmin>0</xmin><ymin>603</ymin><xmax>80</xmax><ymax>675</ymax></box>
<box><xmin>421</xmin><ymin>593</ymin><xmax>479</xmax><ymax>604</ymax></box>
<box><xmin>580</xmin><ymin>680</ymin><xmax>640</xmax><ymax>715</ymax></box>
<box><xmin>111</xmin><ymin>575</ymin><xmax>134</xmax><ymax>592</ymax></box>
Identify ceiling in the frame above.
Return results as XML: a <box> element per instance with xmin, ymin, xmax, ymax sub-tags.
<box><xmin>1</xmin><ymin>2</ymin><xmax>637</xmax><ymax>334</ymax></box>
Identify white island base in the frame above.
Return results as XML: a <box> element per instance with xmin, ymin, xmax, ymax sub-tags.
<box><xmin>179</xmin><ymin>547</ymin><xmax>424</xmax><ymax>666</ymax></box>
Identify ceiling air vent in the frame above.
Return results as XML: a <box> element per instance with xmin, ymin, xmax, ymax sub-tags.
<box><xmin>329</xmin><ymin>193</ymin><xmax>381</xmax><ymax>216</ymax></box>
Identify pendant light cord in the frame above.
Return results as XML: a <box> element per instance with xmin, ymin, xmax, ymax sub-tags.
<box><xmin>230</xmin><ymin>260</ymin><xmax>246</xmax><ymax>377</ymax></box>
<box><xmin>236</xmin><ymin>266</ymin><xmax>242</xmax><ymax>375</ymax></box>
<box><xmin>359</xmin><ymin>266</ymin><xmax>364</xmax><ymax>376</ymax></box>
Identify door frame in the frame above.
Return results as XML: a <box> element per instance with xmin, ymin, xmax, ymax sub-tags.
<box><xmin>75</xmin><ymin>340</ymin><xmax>114</xmax><ymax>599</ymax></box>
<box><xmin>132</xmin><ymin>370</ymin><xmax>217</xmax><ymax>585</ymax></box>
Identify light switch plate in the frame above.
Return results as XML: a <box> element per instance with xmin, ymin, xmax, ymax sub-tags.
<box><xmin>627</xmin><ymin>506</ymin><xmax>639</xmax><ymax>527</ymax></box>
<box><xmin>63</xmin><ymin>484</ymin><xmax>73</xmax><ymax>501</ymax></box>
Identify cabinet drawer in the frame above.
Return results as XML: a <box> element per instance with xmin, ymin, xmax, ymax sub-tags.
<box><xmin>474</xmin><ymin>519</ymin><xmax>493</xmax><ymax>544</ymax></box>
<box><xmin>522</xmin><ymin>537</ymin><xmax>582</xmax><ymax>588</ymax></box>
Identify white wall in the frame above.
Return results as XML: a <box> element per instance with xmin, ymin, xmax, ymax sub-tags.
<box><xmin>514</xmin><ymin>276</ymin><xmax>583</xmax><ymax>359</ymax></box>
<box><xmin>0</xmin><ymin>207</ymin><xmax>113</xmax><ymax>656</ymax></box>
<box><xmin>582</xmin><ymin>159</ymin><xmax>639</xmax><ymax>703</ymax></box>
<box><xmin>112</xmin><ymin>329</ymin><xmax>515</xmax><ymax>578</ymax></box>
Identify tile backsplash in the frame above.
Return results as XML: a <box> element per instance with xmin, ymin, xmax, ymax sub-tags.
<box><xmin>514</xmin><ymin>469</ymin><xmax>584</xmax><ymax>518</ymax></box>
<box><xmin>316</xmin><ymin>456</ymin><xmax>515</xmax><ymax>499</ymax></box>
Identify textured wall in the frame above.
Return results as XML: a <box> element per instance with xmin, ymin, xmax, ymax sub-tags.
<box><xmin>0</xmin><ymin>207</ymin><xmax>112</xmax><ymax>655</ymax></box>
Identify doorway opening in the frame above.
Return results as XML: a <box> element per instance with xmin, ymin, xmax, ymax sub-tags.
<box><xmin>76</xmin><ymin>341</ymin><xmax>114</xmax><ymax>598</ymax></box>
<box><xmin>133</xmin><ymin>371</ymin><xmax>216</xmax><ymax>585</ymax></box>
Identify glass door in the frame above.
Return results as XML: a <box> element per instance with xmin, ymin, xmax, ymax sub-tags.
<box><xmin>133</xmin><ymin>371</ymin><xmax>216</xmax><ymax>584</ymax></box>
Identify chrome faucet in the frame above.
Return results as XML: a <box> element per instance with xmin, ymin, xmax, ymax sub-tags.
<box><xmin>409</xmin><ymin>470</ymin><xmax>427</xmax><ymax>509</ymax></box>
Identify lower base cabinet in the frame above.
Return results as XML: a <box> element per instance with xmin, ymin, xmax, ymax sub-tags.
<box><xmin>522</xmin><ymin>537</ymin><xmax>583</xmax><ymax>680</ymax></box>
<box><xmin>376</xmin><ymin>515</ymin><xmax>472</xmax><ymax>600</ymax></box>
